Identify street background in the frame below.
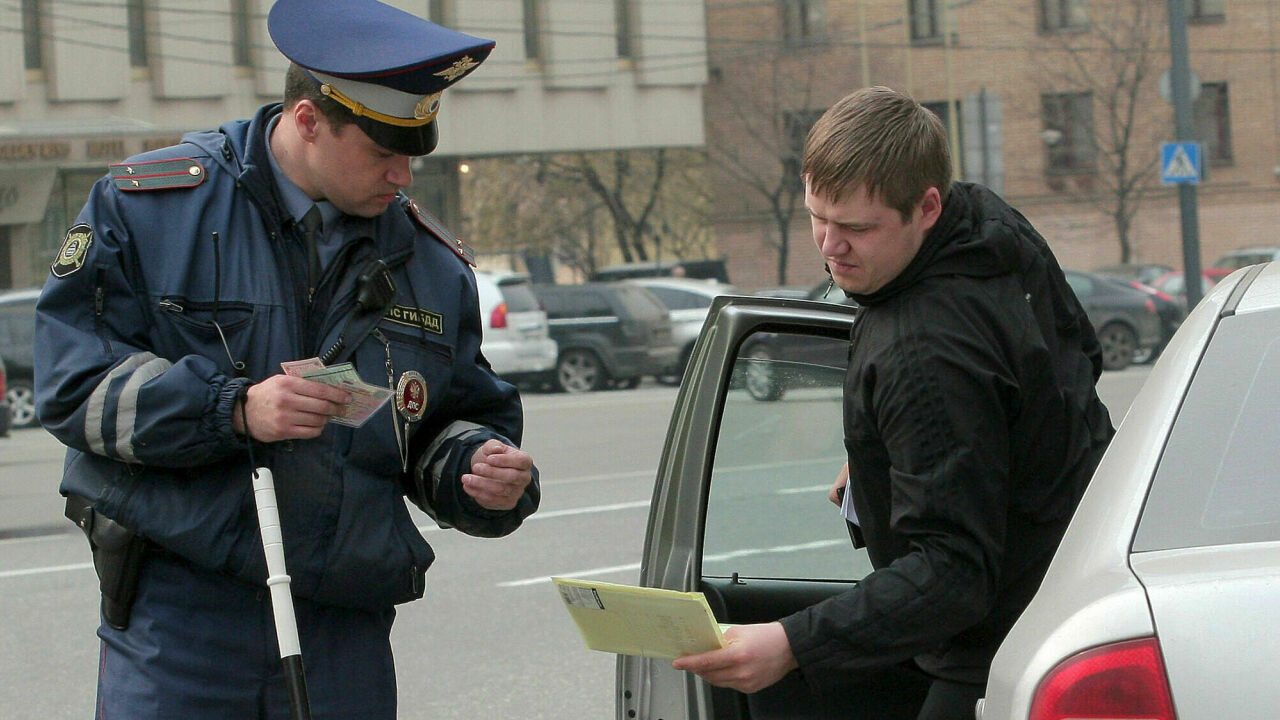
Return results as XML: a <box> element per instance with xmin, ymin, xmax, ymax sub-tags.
<box><xmin>0</xmin><ymin>370</ymin><xmax>1149</xmax><ymax>719</ymax></box>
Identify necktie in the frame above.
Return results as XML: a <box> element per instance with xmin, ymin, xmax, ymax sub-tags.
<box><xmin>300</xmin><ymin>205</ymin><xmax>322</xmax><ymax>291</ymax></box>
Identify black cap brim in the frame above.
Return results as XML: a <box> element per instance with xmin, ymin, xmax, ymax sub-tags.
<box><xmin>353</xmin><ymin>115</ymin><xmax>439</xmax><ymax>157</ymax></box>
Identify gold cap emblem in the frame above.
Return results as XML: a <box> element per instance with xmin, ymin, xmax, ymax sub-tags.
<box><xmin>434</xmin><ymin>56</ymin><xmax>478</xmax><ymax>82</ymax></box>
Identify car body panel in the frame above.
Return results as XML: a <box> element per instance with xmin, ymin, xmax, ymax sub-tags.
<box><xmin>618</xmin><ymin>296</ymin><xmax>861</xmax><ymax>720</ymax></box>
<box><xmin>1130</xmin><ymin>544</ymin><xmax>1280</xmax><ymax>720</ymax></box>
<box><xmin>980</xmin><ymin>263</ymin><xmax>1279</xmax><ymax>720</ymax></box>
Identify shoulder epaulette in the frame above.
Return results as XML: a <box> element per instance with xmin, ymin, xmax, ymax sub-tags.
<box><xmin>109</xmin><ymin>158</ymin><xmax>207</xmax><ymax>192</ymax></box>
<box><xmin>406</xmin><ymin>199</ymin><xmax>475</xmax><ymax>266</ymax></box>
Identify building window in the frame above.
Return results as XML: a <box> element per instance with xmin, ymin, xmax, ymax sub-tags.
<box><xmin>615</xmin><ymin>0</ymin><xmax>634</xmax><ymax>59</ymax></box>
<box><xmin>922</xmin><ymin>100</ymin><xmax>964</xmax><ymax>176</ymax></box>
<box><xmin>429</xmin><ymin>0</ymin><xmax>449</xmax><ymax>24</ymax></box>
<box><xmin>1194</xmin><ymin>82</ymin><xmax>1233</xmax><ymax>165</ymax></box>
<box><xmin>781</xmin><ymin>0</ymin><xmax>826</xmax><ymax>48</ymax></box>
<box><xmin>1042</xmin><ymin>92</ymin><xmax>1095</xmax><ymax>171</ymax></box>
<box><xmin>231</xmin><ymin>0</ymin><xmax>252</xmax><ymax>68</ymax></box>
<box><xmin>910</xmin><ymin>0</ymin><xmax>942</xmax><ymax>41</ymax></box>
<box><xmin>1190</xmin><ymin>0</ymin><xmax>1224</xmax><ymax>21</ymax></box>
<box><xmin>126</xmin><ymin>0</ymin><xmax>149</xmax><ymax>67</ymax></box>
<box><xmin>22</xmin><ymin>0</ymin><xmax>42</xmax><ymax>70</ymax></box>
<box><xmin>523</xmin><ymin>0</ymin><xmax>542</xmax><ymax>61</ymax></box>
<box><xmin>1040</xmin><ymin>0</ymin><xmax>1088</xmax><ymax>32</ymax></box>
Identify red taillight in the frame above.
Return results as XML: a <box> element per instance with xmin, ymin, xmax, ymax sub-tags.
<box><xmin>1030</xmin><ymin>637</ymin><xmax>1177</xmax><ymax>720</ymax></box>
<box><xmin>1144</xmin><ymin>298</ymin><xmax>1158</xmax><ymax>314</ymax></box>
<box><xmin>489</xmin><ymin>302</ymin><xmax>508</xmax><ymax>329</ymax></box>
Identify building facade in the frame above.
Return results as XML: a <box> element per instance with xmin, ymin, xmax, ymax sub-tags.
<box><xmin>0</xmin><ymin>0</ymin><xmax>707</xmax><ymax>289</ymax></box>
<box><xmin>706</xmin><ymin>0</ymin><xmax>1278</xmax><ymax>291</ymax></box>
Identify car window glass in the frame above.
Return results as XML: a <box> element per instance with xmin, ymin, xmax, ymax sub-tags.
<box><xmin>615</xmin><ymin>287</ymin><xmax>663</xmax><ymax>319</ymax></box>
<box><xmin>497</xmin><ymin>281</ymin><xmax>539</xmax><ymax>313</ymax></box>
<box><xmin>646</xmin><ymin>286</ymin><xmax>702</xmax><ymax>311</ymax></box>
<box><xmin>578</xmin><ymin>291</ymin><xmax>614</xmax><ymax>317</ymax></box>
<box><xmin>1134</xmin><ymin>309</ymin><xmax>1280</xmax><ymax>550</ymax></box>
<box><xmin>701</xmin><ymin>330</ymin><xmax>870</xmax><ymax>582</ymax></box>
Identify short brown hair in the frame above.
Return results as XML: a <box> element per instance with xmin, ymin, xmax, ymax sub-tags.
<box><xmin>283</xmin><ymin>63</ymin><xmax>354</xmax><ymax>130</ymax></box>
<box><xmin>803</xmin><ymin>86</ymin><xmax>952</xmax><ymax>221</ymax></box>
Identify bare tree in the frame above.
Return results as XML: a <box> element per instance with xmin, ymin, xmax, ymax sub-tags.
<box><xmin>704</xmin><ymin>52</ymin><xmax>819</xmax><ymax>284</ymax></box>
<box><xmin>1029</xmin><ymin>0</ymin><xmax>1167</xmax><ymax>263</ymax></box>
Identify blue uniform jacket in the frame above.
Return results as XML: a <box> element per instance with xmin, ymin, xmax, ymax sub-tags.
<box><xmin>34</xmin><ymin>103</ymin><xmax>539</xmax><ymax>611</ymax></box>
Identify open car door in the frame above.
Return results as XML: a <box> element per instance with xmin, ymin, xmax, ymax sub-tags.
<box><xmin>617</xmin><ymin>295</ymin><xmax>872</xmax><ymax>720</ymax></box>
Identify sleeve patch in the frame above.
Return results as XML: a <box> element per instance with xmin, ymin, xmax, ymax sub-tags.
<box><xmin>109</xmin><ymin>158</ymin><xmax>207</xmax><ymax>191</ymax></box>
<box><xmin>51</xmin><ymin>223</ymin><xmax>93</xmax><ymax>278</ymax></box>
<box><xmin>406</xmin><ymin>199</ymin><xmax>475</xmax><ymax>266</ymax></box>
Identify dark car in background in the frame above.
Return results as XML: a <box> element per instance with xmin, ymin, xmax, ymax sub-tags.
<box><xmin>531</xmin><ymin>282</ymin><xmax>679</xmax><ymax>393</ymax></box>
<box><xmin>1092</xmin><ymin>262</ymin><xmax>1175</xmax><ymax>286</ymax></box>
<box><xmin>1064</xmin><ymin>270</ymin><xmax>1163</xmax><ymax>371</ymax></box>
<box><xmin>0</xmin><ymin>288</ymin><xmax>40</xmax><ymax>430</ymax></box>
<box><xmin>625</xmin><ymin>277</ymin><xmax>736</xmax><ymax>385</ymax></box>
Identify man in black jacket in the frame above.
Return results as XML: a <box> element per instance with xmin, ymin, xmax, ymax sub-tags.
<box><xmin>674</xmin><ymin>86</ymin><xmax>1114</xmax><ymax>720</ymax></box>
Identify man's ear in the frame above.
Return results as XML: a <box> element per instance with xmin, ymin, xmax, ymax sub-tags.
<box><xmin>292</xmin><ymin>100</ymin><xmax>323</xmax><ymax>144</ymax></box>
<box><xmin>917</xmin><ymin>186</ymin><xmax>943</xmax><ymax>231</ymax></box>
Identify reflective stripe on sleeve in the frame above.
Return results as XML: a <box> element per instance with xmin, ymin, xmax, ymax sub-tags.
<box><xmin>84</xmin><ymin>352</ymin><xmax>174</xmax><ymax>461</ymax></box>
<box><xmin>423</xmin><ymin>420</ymin><xmax>486</xmax><ymax>494</ymax></box>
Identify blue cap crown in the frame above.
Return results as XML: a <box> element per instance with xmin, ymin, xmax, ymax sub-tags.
<box><xmin>268</xmin><ymin>0</ymin><xmax>495</xmax><ymax>155</ymax></box>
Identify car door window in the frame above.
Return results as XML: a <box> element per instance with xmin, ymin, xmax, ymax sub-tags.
<box><xmin>702</xmin><ymin>330</ymin><xmax>871</xmax><ymax>582</ymax></box>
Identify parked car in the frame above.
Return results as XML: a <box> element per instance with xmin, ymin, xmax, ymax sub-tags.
<box><xmin>1091</xmin><ymin>262</ymin><xmax>1175</xmax><ymax>286</ymax></box>
<box><xmin>615</xmin><ymin>263</ymin><xmax>1279</xmax><ymax>720</ymax></box>
<box><xmin>1063</xmin><ymin>270</ymin><xmax>1162</xmax><ymax>371</ymax></box>
<box><xmin>1147</xmin><ymin>268</ymin><xmax>1232</xmax><ymax>311</ymax></box>
<box><xmin>473</xmin><ymin>270</ymin><xmax>557</xmax><ymax>387</ymax></box>
<box><xmin>0</xmin><ymin>355</ymin><xmax>10</xmax><ymax>437</ymax></box>
<box><xmin>979</xmin><ymin>262</ymin><xmax>1280</xmax><ymax>720</ymax></box>
<box><xmin>625</xmin><ymin>277</ymin><xmax>736</xmax><ymax>385</ymax></box>
<box><xmin>530</xmin><ymin>282</ymin><xmax>679</xmax><ymax>393</ymax></box>
<box><xmin>0</xmin><ymin>287</ymin><xmax>40</xmax><ymax>429</ymax></box>
<box><xmin>1211</xmin><ymin>245</ymin><xmax>1280</xmax><ymax>270</ymax></box>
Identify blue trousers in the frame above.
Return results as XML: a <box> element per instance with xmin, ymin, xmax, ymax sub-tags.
<box><xmin>95</xmin><ymin>552</ymin><xmax>397</xmax><ymax>720</ymax></box>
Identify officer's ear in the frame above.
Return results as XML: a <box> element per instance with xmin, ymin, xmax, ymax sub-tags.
<box><xmin>290</xmin><ymin>100</ymin><xmax>324</xmax><ymax>145</ymax></box>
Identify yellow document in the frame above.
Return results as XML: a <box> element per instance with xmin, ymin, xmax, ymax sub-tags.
<box><xmin>552</xmin><ymin>577</ymin><xmax>727</xmax><ymax>659</ymax></box>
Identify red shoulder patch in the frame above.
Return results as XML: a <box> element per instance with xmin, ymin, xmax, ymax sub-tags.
<box><xmin>406</xmin><ymin>199</ymin><xmax>475</xmax><ymax>266</ymax></box>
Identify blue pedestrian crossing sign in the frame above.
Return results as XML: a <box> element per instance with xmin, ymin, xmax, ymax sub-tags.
<box><xmin>1161</xmin><ymin>142</ymin><xmax>1201</xmax><ymax>184</ymax></box>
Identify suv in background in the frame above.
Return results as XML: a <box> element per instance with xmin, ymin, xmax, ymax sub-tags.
<box><xmin>531</xmin><ymin>283</ymin><xmax>679</xmax><ymax>393</ymax></box>
<box><xmin>473</xmin><ymin>271</ymin><xmax>558</xmax><ymax>388</ymax></box>
<box><xmin>626</xmin><ymin>277</ymin><xmax>736</xmax><ymax>385</ymax></box>
<box><xmin>0</xmin><ymin>288</ymin><xmax>40</xmax><ymax>429</ymax></box>
<box><xmin>1212</xmin><ymin>246</ymin><xmax>1280</xmax><ymax>271</ymax></box>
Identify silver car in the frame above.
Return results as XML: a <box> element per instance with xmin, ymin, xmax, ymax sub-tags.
<box><xmin>625</xmin><ymin>277</ymin><xmax>736</xmax><ymax>385</ymax></box>
<box><xmin>980</xmin><ymin>262</ymin><xmax>1280</xmax><ymax>720</ymax></box>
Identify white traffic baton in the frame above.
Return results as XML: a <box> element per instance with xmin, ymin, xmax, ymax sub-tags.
<box><xmin>252</xmin><ymin>467</ymin><xmax>313</xmax><ymax>720</ymax></box>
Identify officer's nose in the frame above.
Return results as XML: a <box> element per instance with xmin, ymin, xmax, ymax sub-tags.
<box><xmin>387</xmin><ymin>155</ymin><xmax>413</xmax><ymax>188</ymax></box>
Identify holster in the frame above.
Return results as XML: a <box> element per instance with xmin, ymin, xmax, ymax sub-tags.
<box><xmin>65</xmin><ymin>495</ymin><xmax>147</xmax><ymax>631</ymax></box>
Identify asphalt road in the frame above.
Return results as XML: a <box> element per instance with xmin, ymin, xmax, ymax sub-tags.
<box><xmin>0</xmin><ymin>368</ymin><xmax>1150</xmax><ymax>719</ymax></box>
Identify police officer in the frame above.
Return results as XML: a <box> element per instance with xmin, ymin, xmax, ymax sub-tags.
<box><xmin>34</xmin><ymin>1</ymin><xmax>539</xmax><ymax>717</ymax></box>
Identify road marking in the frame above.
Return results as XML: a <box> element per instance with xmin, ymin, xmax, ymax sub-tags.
<box><xmin>498</xmin><ymin>538</ymin><xmax>846</xmax><ymax>587</ymax></box>
<box><xmin>416</xmin><ymin>499</ymin><xmax>651</xmax><ymax>533</ymax></box>
<box><xmin>0</xmin><ymin>562</ymin><xmax>93</xmax><ymax>579</ymax></box>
